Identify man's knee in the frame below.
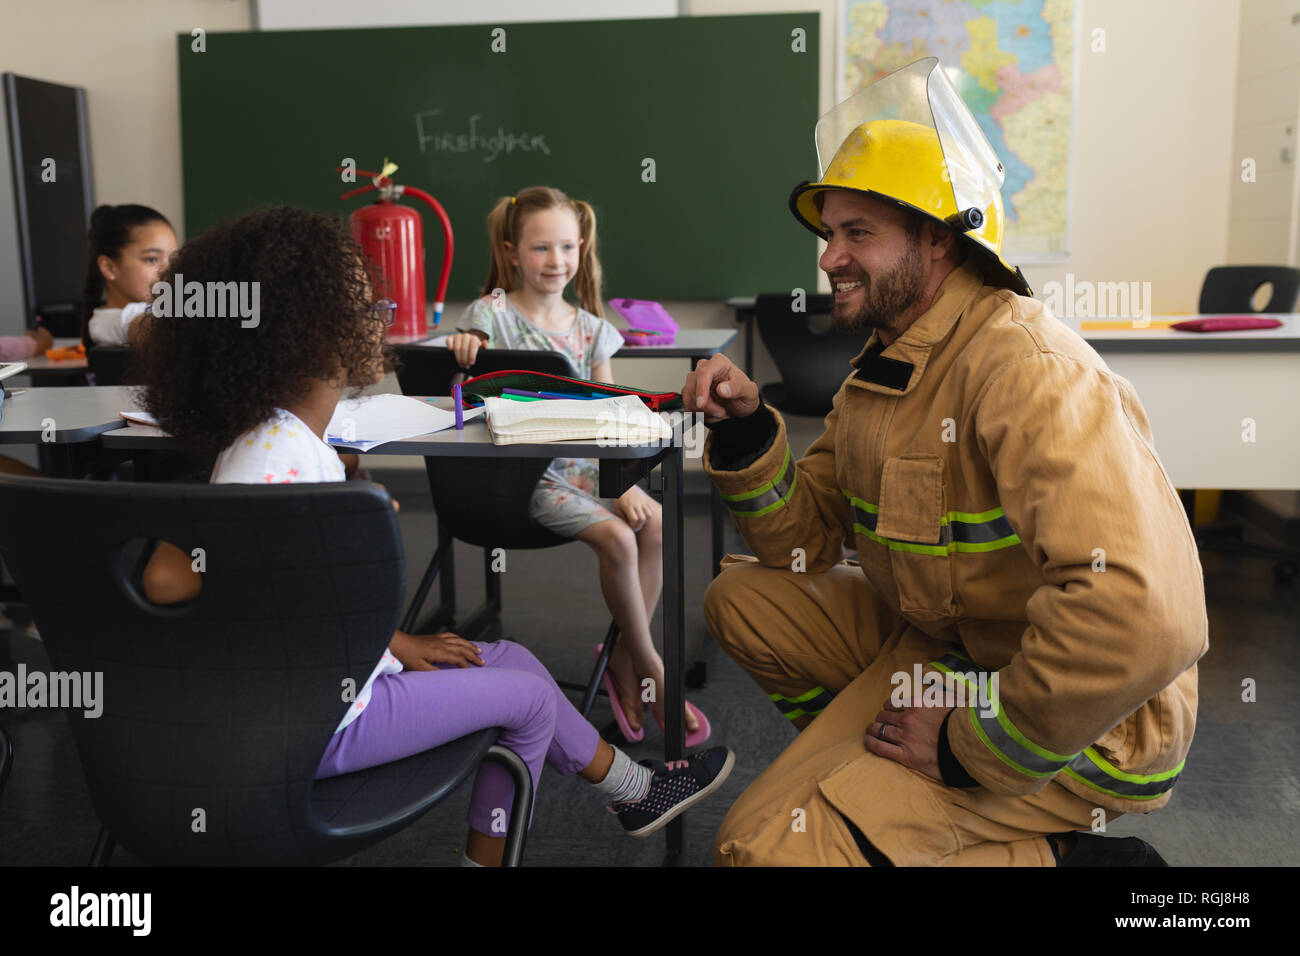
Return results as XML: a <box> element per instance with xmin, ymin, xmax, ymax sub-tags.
<box><xmin>714</xmin><ymin>786</ymin><xmax>866</xmax><ymax>867</ymax></box>
<box><xmin>702</xmin><ymin>557</ymin><xmax>773</xmax><ymax>655</ymax></box>
<box><xmin>702</xmin><ymin>560</ymin><xmax>745</xmax><ymax>647</ymax></box>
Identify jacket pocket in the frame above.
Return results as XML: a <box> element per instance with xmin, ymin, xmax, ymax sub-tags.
<box><xmin>877</xmin><ymin>455</ymin><xmax>956</xmax><ymax>621</ymax></box>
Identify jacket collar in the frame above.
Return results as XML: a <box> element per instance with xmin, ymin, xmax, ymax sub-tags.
<box><xmin>847</xmin><ymin>256</ymin><xmax>986</xmax><ymax>396</ymax></box>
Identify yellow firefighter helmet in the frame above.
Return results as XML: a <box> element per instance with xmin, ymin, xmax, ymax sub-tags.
<box><xmin>789</xmin><ymin>57</ymin><xmax>1030</xmax><ymax>296</ymax></box>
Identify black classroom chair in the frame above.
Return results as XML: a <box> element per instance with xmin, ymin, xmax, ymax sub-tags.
<box><xmin>0</xmin><ymin>476</ymin><xmax>532</xmax><ymax>866</ymax></box>
<box><xmin>392</xmin><ymin>344</ymin><xmax>621</xmax><ymax>722</ymax></box>
<box><xmin>86</xmin><ymin>345</ymin><xmax>134</xmax><ymax>387</ymax></box>
<box><xmin>1197</xmin><ymin>265</ymin><xmax>1300</xmax><ymax>314</ymax></box>
<box><xmin>0</xmin><ymin>724</ymin><xmax>12</xmax><ymax>802</ymax></box>
<box><xmin>754</xmin><ymin>293</ymin><xmax>864</xmax><ymax>417</ymax></box>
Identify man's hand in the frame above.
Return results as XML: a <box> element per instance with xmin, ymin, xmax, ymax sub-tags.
<box><xmin>863</xmin><ymin>699</ymin><xmax>953</xmax><ymax>782</ymax></box>
<box><xmin>616</xmin><ymin>484</ymin><xmax>660</xmax><ymax>532</ymax></box>
<box><xmin>390</xmin><ymin>630</ymin><xmax>485</xmax><ymax>671</ymax></box>
<box><xmin>682</xmin><ymin>355</ymin><xmax>761</xmax><ymax>424</ymax></box>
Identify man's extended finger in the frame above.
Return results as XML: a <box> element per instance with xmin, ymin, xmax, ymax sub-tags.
<box><xmin>692</xmin><ymin>359</ymin><xmax>726</xmax><ymax>407</ymax></box>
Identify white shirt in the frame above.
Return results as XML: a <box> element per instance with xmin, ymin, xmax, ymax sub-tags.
<box><xmin>210</xmin><ymin>409</ymin><xmax>403</xmax><ymax>733</ymax></box>
<box><xmin>87</xmin><ymin>302</ymin><xmax>150</xmax><ymax>346</ymax></box>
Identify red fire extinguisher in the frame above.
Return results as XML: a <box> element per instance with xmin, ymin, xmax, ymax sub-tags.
<box><xmin>338</xmin><ymin>161</ymin><xmax>454</xmax><ymax>338</ymax></box>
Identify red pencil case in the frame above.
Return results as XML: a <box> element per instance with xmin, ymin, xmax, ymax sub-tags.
<box><xmin>1170</xmin><ymin>316</ymin><xmax>1284</xmax><ymax>332</ymax></box>
<box><xmin>460</xmin><ymin>369</ymin><xmax>684</xmax><ymax>412</ymax></box>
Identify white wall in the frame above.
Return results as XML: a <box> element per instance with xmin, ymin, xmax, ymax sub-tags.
<box><xmin>254</xmin><ymin>0</ymin><xmax>676</xmax><ymax>29</ymax></box>
<box><xmin>0</xmin><ymin>0</ymin><xmax>253</xmax><ymax>240</ymax></box>
<box><xmin>1227</xmin><ymin>0</ymin><xmax>1300</xmax><ymax>265</ymax></box>
<box><xmin>1229</xmin><ymin>0</ymin><xmax>1300</xmax><ymax>518</ymax></box>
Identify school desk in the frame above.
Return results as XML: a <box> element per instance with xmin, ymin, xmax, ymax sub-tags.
<box><xmin>11</xmin><ymin>338</ymin><xmax>88</xmax><ymax>383</ymax></box>
<box><xmin>420</xmin><ymin>327</ymin><xmax>740</xmax><ymax>574</ymax></box>
<box><xmin>1062</xmin><ymin>314</ymin><xmax>1300</xmax><ymax>490</ymax></box>
<box><xmin>0</xmin><ymin>384</ymin><xmax>132</xmax><ymax>475</ymax></box>
<box><xmin>102</xmin><ymin>399</ymin><xmax>695</xmax><ymax>864</ymax></box>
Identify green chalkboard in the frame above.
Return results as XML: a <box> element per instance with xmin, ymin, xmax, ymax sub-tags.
<box><xmin>177</xmin><ymin>14</ymin><xmax>819</xmax><ymax>306</ymax></box>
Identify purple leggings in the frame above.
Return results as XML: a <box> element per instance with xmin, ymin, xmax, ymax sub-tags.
<box><xmin>316</xmin><ymin>639</ymin><xmax>601</xmax><ymax>835</ymax></box>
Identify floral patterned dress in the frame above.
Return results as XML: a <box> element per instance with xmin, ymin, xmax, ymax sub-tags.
<box><xmin>461</xmin><ymin>296</ymin><xmax>626</xmax><ymax>536</ymax></box>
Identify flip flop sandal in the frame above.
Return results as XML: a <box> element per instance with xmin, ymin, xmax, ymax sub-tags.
<box><xmin>651</xmin><ymin>700</ymin><xmax>711</xmax><ymax>748</ymax></box>
<box><xmin>596</xmin><ymin>644</ymin><xmax>643</xmax><ymax>743</ymax></box>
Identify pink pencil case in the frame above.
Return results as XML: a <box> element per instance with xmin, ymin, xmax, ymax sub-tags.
<box><xmin>1170</xmin><ymin>316</ymin><xmax>1284</xmax><ymax>332</ymax></box>
<box><xmin>608</xmin><ymin>298</ymin><xmax>678</xmax><ymax>346</ymax></box>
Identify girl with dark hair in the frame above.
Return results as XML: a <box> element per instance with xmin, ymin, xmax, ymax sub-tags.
<box><xmin>135</xmin><ymin>205</ymin><xmax>734</xmax><ymax>866</ymax></box>
<box><xmin>80</xmin><ymin>204</ymin><xmax>176</xmax><ymax>346</ymax></box>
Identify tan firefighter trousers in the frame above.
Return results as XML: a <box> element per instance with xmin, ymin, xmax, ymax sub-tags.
<box><xmin>703</xmin><ymin>556</ymin><xmax>1112</xmax><ymax>866</ymax></box>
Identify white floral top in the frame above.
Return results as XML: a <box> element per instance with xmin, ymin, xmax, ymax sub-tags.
<box><xmin>460</xmin><ymin>296</ymin><xmax>625</xmax><ymax>534</ymax></box>
<box><xmin>210</xmin><ymin>408</ymin><xmax>401</xmax><ymax>733</ymax></box>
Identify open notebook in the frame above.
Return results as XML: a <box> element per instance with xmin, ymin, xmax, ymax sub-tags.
<box><xmin>484</xmin><ymin>394</ymin><xmax>672</xmax><ymax>446</ymax></box>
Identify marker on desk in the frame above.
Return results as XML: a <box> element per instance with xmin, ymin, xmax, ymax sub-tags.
<box><xmin>502</xmin><ymin>387</ymin><xmax>603</xmax><ymax>401</ymax></box>
<box><xmin>452</xmin><ymin>383</ymin><xmax>464</xmax><ymax>430</ymax></box>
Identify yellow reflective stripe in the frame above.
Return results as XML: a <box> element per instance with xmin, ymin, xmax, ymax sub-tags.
<box><xmin>936</xmin><ymin>656</ymin><xmax>1185</xmax><ymax>800</ymax></box>
<box><xmin>1063</xmin><ymin>752</ymin><xmax>1186</xmax><ymax>800</ymax></box>
<box><xmin>722</xmin><ymin>447</ymin><xmax>797</xmax><ymax>518</ymax></box>
<box><xmin>720</xmin><ymin>446</ymin><xmax>791</xmax><ymax>502</ymax></box>
<box><xmin>842</xmin><ymin>490</ymin><xmax>1021</xmax><ymax>553</ymax></box>
<box><xmin>768</xmin><ymin>686</ymin><xmax>833</xmax><ymax>719</ymax></box>
<box><xmin>965</xmin><ymin>683</ymin><xmax>1077</xmax><ymax>779</ymax></box>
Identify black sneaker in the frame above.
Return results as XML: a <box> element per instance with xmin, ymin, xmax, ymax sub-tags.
<box><xmin>1059</xmin><ymin>833</ymin><xmax>1170</xmax><ymax>866</ymax></box>
<box><xmin>612</xmin><ymin>747</ymin><xmax>735</xmax><ymax>839</ymax></box>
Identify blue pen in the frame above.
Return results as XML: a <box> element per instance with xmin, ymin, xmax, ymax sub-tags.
<box><xmin>452</xmin><ymin>383</ymin><xmax>464</xmax><ymax>429</ymax></box>
<box><xmin>501</xmin><ymin>387</ymin><xmax>593</xmax><ymax>401</ymax></box>
<box><xmin>538</xmin><ymin>389</ymin><xmax>606</xmax><ymax>401</ymax></box>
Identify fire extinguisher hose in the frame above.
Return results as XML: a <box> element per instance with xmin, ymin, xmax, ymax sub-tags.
<box><xmin>399</xmin><ymin>186</ymin><xmax>454</xmax><ymax>327</ymax></box>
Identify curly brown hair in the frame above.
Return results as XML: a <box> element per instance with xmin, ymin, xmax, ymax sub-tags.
<box><xmin>133</xmin><ymin>206</ymin><xmax>390</xmax><ymax>457</ymax></box>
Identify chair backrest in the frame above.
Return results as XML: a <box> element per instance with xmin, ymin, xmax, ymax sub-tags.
<box><xmin>87</xmin><ymin>345</ymin><xmax>134</xmax><ymax>386</ymax></box>
<box><xmin>392</xmin><ymin>345</ymin><xmax>573</xmax><ymax>550</ymax></box>
<box><xmin>392</xmin><ymin>344</ymin><xmax>576</xmax><ymax>393</ymax></box>
<box><xmin>1198</xmin><ymin>265</ymin><xmax>1300</xmax><ymax>314</ymax></box>
<box><xmin>0</xmin><ymin>476</ymin><xmax>404</xmax><ymax>864</ymax></box>
<box><xmin>754</xmin><ymin>293</ymin><xmax>865</xmax><ymax>416</ymax></box>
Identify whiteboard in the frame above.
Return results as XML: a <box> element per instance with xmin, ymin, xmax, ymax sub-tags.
<box><xmin>254</xmin><ymin>0</ymin><xmax>679</xmax><ymax>30</ymax></box>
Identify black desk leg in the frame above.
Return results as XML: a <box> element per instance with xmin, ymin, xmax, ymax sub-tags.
<box><xmin>690</xmin><ymin>352</ymin><xmax>727</xmax><ymax>577</ymax></box>
<box><xmin>661</xmin><ymin>446</ymin><xmax>685</xmax><ymax>865</ymax></box>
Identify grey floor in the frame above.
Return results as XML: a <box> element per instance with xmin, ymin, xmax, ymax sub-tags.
<box><xmin>1</xmin><ymin>429</ymin><xmax>1297</xmax><ymax>867</ymax></box>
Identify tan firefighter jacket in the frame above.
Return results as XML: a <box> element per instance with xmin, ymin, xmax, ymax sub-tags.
<box><xmin>704</xmin><ymin>257</ymin><xmax>1208</xmax><ymax>814</ymax></box>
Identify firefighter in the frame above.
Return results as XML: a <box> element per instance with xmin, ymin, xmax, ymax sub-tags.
<box><xmin>684</xmin><ymin>58</ymin><xmax>1207</xmax><ymax>866</ymax></box>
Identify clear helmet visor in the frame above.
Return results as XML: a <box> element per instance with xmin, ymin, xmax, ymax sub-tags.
<box><xmin>814</xmin><ymin>57</ymin><xmax>1004</xmax><ymax>222</ymax></box>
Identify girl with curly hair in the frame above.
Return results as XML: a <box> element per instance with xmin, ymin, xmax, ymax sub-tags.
<box><xmin>136</xmin><ymin>206</ymin><xmax>733</xmax><ymax>865</ymax></box>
